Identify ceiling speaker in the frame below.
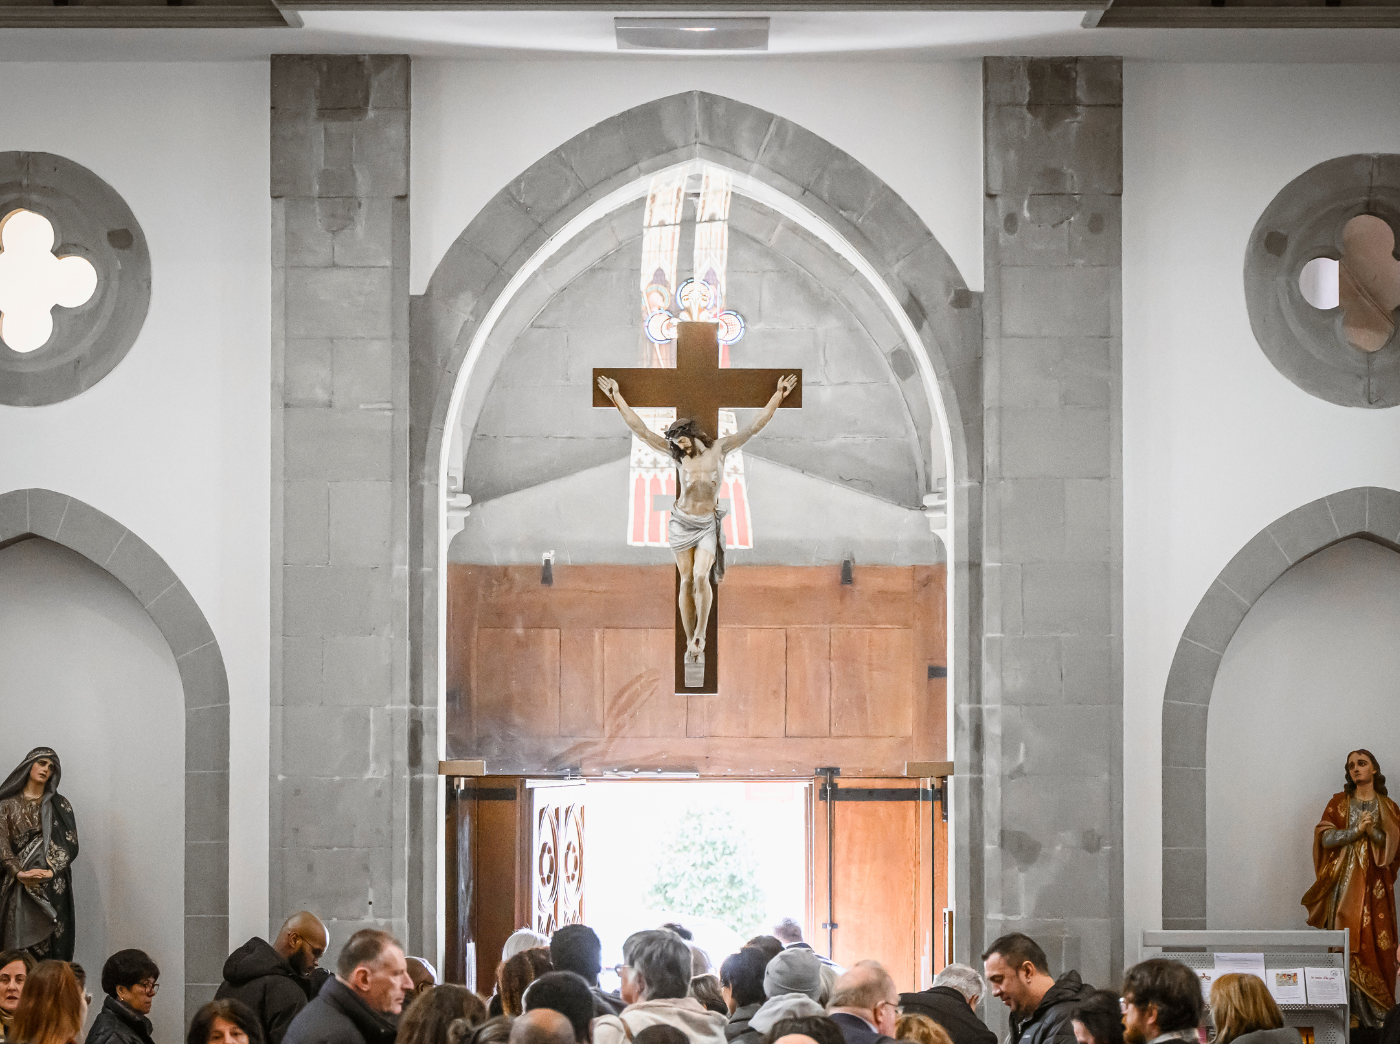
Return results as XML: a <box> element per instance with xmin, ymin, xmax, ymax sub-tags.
<box><xmin>614</xmin><ymin>17</ymin><xmax>770</xmax><ymax>51</ymax></box>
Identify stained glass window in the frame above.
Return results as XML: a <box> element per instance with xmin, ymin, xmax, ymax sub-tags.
<box><xmin>626</xmin><ymin>165</ymin><xmax>754</xmax><ymax>550</ymax></box>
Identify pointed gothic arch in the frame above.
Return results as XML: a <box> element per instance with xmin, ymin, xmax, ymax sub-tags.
<box><xmin>1161</xmin><ymin>486</ymin><xmax>1400</xmax><ymax>927</ymax></box>
<box><xmin>407</xmin><ymin>90</ymin><xmax>983</xmax><ymax>960</ymax></box>
<box><xmin>0</xmin><ymin>488</ymin><xmax>229</xmax><ymax>1018</ymax></box>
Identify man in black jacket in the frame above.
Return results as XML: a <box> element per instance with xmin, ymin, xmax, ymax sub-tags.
<box><xmin>719</xmin><ymin>948</ymin><xmax>769</xmax><ymax>1044</ymax></box>
<box><xmin>525</xmin><ymin>971</ymin><xmax>598</xmax><ymax>1044</ymax></box>
<box><xmin>899</xmin><ymin>964</ymin><xmax>997</xmax><ymax>1044</ymax></box>
<box><xmin>981</xmin><ymin>934</ymin><xmax>1093</xmax><ymax>1044</ymax></box>
<box><xmin>282</xmin><ymin>929</ymin><xmax>413</xmax><ymax>1044</ymax></box>
<box><xmin>550</xmin><ymin>925</ymin><xmax>625</xmax><ymax>1017</ymax></box>
<box><xmin>218</xmin><ymin>912</ymin><xmax>330</xmax><ymax>1044</ymax></box>
<box><xmin>87</xmin><ymin>950</ymin><xmax>160</xmax><ymax>1044</ymax></box>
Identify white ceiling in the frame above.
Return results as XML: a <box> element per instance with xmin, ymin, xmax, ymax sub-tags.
<box><xmin>2</xmin><ymin>11</ymin><xmax>1400</xmax><ymax>62</ymax></box>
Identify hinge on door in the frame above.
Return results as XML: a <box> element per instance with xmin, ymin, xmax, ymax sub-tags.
<box><xmin>931</xmin><ymin>780</ymin><xmax>947</xmax><ymax>822</ymax></box>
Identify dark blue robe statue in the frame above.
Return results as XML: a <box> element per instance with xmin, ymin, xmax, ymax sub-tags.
<box><xmin>0</xmin><ymin>747</ymin><xmax>78</xmax><ymax>960</ymax></box>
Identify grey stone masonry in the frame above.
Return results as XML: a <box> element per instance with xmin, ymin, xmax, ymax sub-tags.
<box><xmin>270</xmin><ymin>56</ymin><xmax>415</xmax><ymax>954</ymax></box>
<box><xmin>978</xmin><ymin>57</ymin><xmax>1123</xmax><ymax>991</ymax></box>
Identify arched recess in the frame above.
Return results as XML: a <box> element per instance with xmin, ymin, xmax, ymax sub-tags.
<box><xmin>0</xmin><ymin>488</ymin><xmax>229</xmax><ymax>1018</ymax></box>
<box><xmin>1160</xmin><ymin>486</ymin><xmax>1400</xmax><ymax>927</ymax></box>
<box><xmin>408</xmin><ymin>90</ymin><xmax>983</xmax><ymax>959</ymax></box>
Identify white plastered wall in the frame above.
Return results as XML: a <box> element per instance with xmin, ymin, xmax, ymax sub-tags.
<box><xmin>1207</xmin><ymin>537</ymin><xmax>1400</xmax><ymax>930</ymax></box>
<box><xmin>0</xmin><ymin>539</ymin><xmax>184</xmax><ymax>1044</ymax></box>
<box><xmin>410</xmin><ymin>58</ymin><xmax>983</xmax><ymax>294</ymax></box>
<box><xmin>0</xmin><ymin>63</ymin><xmax>271</xmax><ymax>950</ymax></box>
<box><xmin>1123</xmin><ymin>63</ymin><xmax>1400</xmax><ymax>960</ymax></box>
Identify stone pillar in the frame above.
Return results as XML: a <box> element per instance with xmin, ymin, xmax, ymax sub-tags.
<box><xmin>269</xmin><ymin>56</ymin><xmax>417</xmax><ymax>951</ymax></box>
<box><xmin>978</xmin><ymin>57</ymin><xmax>1123</xmax><ymax>989</ymax></box>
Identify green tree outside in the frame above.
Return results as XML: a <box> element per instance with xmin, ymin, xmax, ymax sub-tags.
<box><xmin>647</xmin><ymin>806</ymin><xmax>767</xmax><ymax>938</ymax></box>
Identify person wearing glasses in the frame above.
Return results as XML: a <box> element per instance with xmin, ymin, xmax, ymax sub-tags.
<box><xmin>1118</xmin><ymin>960</ymin><xmax>1201</xmax><ymax>1044</ymax></box>
<box><xmin>86</xmin><ymin>950</ymin><xmax>159</xmax><ymax>1044</ymax></box>
<box><xmin>591</xmin><ymin>931</ymin><xmax>727</xmax><ymax>1044</ymax></box>
<box><xmin>826</xmin><ymin>962</ymin><xmax>900</xmax><ymax>1044</ymax></box>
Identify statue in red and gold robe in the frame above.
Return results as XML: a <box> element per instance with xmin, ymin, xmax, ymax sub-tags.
<box><xmin>1302</xmin><ymin>748</ymin><xmax>1400</xmax><ymax>1027</ymax></box>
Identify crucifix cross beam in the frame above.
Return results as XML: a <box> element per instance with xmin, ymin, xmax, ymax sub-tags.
<box><xmin>593</xmin><ymin>321</ymin><xmax>803</xmax><ymax>695</ymax></box>
<box><xmin>592</xmin><ymin>321</ymin><xmax>802</xmax><ymax>441</ymax></box>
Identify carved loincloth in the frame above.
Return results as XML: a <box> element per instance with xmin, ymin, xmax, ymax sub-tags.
<box><xmin>668</xmin><ymin>505</ymin><xmax>726</xmax><ymax>584</ymax></box>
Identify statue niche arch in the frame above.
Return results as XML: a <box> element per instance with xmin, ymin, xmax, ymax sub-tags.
<box><xmin>409</xmin><ymin>90</ymin><xmax>983</xmax><ymax>967</ymax></box>
<box><xmin>1161</xmin><ymin>486</ymin><xmax>1400</xmax><ymax>927</ymax></box>
<box><xmin>0</xmin><ymin>488</ymin><xmax>229</xmax><ymax>1020</ymax></box>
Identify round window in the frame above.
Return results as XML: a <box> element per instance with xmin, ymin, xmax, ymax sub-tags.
<box><xmin>1244</xmin><ymin>154</ymin><xmax>1400</xmax><ymax>408</ymax></box>
<box><xmin>0</xmin><ymin>152</ymin><xmax>151</xmax><ymax>407</ymax></box>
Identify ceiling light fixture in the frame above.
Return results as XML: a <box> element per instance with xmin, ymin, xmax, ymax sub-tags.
<box><xmin>614</xmin><ymin>16</ymin><xmax>769</xmax><ymax>51</ymax></box>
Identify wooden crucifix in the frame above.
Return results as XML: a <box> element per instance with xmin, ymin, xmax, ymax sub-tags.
<box><xmin>594</xmin><ymin>320</ymin><xmax>802</xmax><ymax>695</ymax></box>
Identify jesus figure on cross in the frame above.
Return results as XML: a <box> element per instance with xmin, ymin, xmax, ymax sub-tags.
<box><xmin>597</xmin><ymin>370</ymin><xmax>798</xmax><ymax>671</ymax></box>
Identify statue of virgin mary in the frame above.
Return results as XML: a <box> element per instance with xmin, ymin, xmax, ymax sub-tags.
<box><xmin>1302</xmin><ymin>748</ymin><xmax>1400</xmax><ymax>1029</ymax></box>
<box><xmin>0</xmin><ymin>748</ymin><xmax>79</xmax><ymax>960</ymax></box>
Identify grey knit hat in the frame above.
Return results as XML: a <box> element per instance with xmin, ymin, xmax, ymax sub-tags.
<box><xmin>763</xmin><ymin>946</ymin><xmax>823</xmax><ymax>1000</ymax></box>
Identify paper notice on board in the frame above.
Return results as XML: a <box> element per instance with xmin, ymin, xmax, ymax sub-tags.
<box><xmin>1266</xmin><ymin>968</ymin><xmax>1307</xmax><ymax>1005</ymax></box>
<box><xmin>1214</xmin><ymin>953</ymin><xmax>1268</xmax><ymax>979</ymax></box>
<box><xmin>1304</xmin><ymin>967</ymin><xmax>1347</xmax><ymax>1005</ymax></box>
<box><xmin>1196</xmin><ymin>968</ymin><xmax>1218</xmax><ymax>1003</ymax></box>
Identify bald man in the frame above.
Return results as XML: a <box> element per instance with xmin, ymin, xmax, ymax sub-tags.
<box><xmin>827</xmin><ymin>963</ymin><xmax>900</xmax><ymax>1044</ymax></box>
<box><xmin>405</xmin><ymin>958</ymin><xmax>437</xmax><ymax>1002</ymax></box>
<box><xmin>511</xmin><ymin>1009</ymin><xmax>578</xmax><ymax>1044</ymax></box>
<box><xmin>219</xmin><ymin>911</ymin><xmax>330</xmax><ymax>1044</ymax></box>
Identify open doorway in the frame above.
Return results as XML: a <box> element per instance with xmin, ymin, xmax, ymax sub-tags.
<box><xmin>586</xmin><ymin>779</ymin><xmax>810</xmax><ymax>984</ymax></box>
<box><xmin>446</xmin><ymin>772</ymin><xmax>947</xmax><ymax>997</ymax></box>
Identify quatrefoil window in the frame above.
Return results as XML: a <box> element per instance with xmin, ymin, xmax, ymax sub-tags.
<box><xmin>1298</xmin><ymin>214</ymin><xmax>1400</xmax><ymax>353</ymax></box>
<box><xmin>0</xmin><ymin>209</ymin><xmax>98</xmax><ymax>353</ymax></box>
<box><xmin>1243</xmin><ymin>153</ymin><xmax>1400</xmax><ymax>408</ymax></box>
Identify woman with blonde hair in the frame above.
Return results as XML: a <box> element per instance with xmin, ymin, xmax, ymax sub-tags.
<box><xmin>1210</xmin><ymin>974</ymin><xmax>1300</xmax><ymax>1044</ymax></box>
<box><xmin>9</xmin><ymin>961</ymin><xmax>85</xmax><ymax>1044</ymax></box>
<box><xmin>895</xmin><ymin>1013</ymin><xmax>954</xmax><ymax>1044</ymax></box>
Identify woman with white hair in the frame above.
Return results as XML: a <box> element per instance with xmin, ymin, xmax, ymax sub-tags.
<box><xmin>503</xmin><ymin>931</ymin><xmax>549</xmax><ymax>963</ymax></box>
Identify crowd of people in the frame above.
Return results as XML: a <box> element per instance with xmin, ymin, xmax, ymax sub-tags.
<box><xmin>0</xmin><ymin>918</ymin><xmax>1325</xmax><ymax>1044</ymax></box>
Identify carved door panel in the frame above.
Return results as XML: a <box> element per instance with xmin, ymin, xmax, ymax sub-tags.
<box><xmin>529</xmin><ymin>780</ymin><xmax>586</xmax><ymax>935</ymax></box>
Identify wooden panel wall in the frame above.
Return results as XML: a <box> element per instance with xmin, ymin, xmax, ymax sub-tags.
<box><xmin>446</xmin><ymin>564</ymin><xmax>947</xmax><ymax>776</ymax></box>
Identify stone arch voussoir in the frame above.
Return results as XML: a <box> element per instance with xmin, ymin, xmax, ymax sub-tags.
<box><xmin>1160</xmin><ymin>486</ymin><xmax>1400</xmax><ymax>927</ymax></box>
<box><xmin>0</xmin><ymin>488</ymin><xmax>229</xmax><ymax>1018</ymax></box>
<box><xmin>413</xmin><ymin>89</ymin><xmax>980</xmax><ymax>490</ymax></box>
<box><xmin>407</xmin><ymin>91</ymin><xmax>983</xmax><ymax>959</ymax></box>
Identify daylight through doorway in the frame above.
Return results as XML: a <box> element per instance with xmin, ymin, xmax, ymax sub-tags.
<box><xmin>585</xmin><ymin>779</ymin><xmax>811</xmax><ymax>982</ymax></box>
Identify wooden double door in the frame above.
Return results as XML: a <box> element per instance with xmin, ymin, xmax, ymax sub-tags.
<box><xmin>445</xmin><ymin>774</ymin><xmax>948</xmax><ymax>995</ymax></box>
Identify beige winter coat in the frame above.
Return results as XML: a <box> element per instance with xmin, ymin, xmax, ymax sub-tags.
<box><xmin>592</xmin><ymin>997</ymin><xmax>729</xmax><ymax>1044</ymax></box>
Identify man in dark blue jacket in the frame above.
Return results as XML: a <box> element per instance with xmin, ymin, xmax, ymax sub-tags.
<box><xmin>283</xmin><ymin>930</ymin><xmax>413</xmax><ymax>1044</ymax></box>
<box><xmin>827</xmin><ymin>963</ymin><xmax>900</xmax><ymax>1044</ymax></box>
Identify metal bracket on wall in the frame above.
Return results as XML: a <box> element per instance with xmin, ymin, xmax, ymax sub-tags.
<box><xmin>906</xmin><ymin>761</ymin><xmax>952</xmax><ymax>822</ymax></box>
<box><xmin>439</xmin><ymin>759</ymin><xmax>487</xmax><ymax>776</ymax></box>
